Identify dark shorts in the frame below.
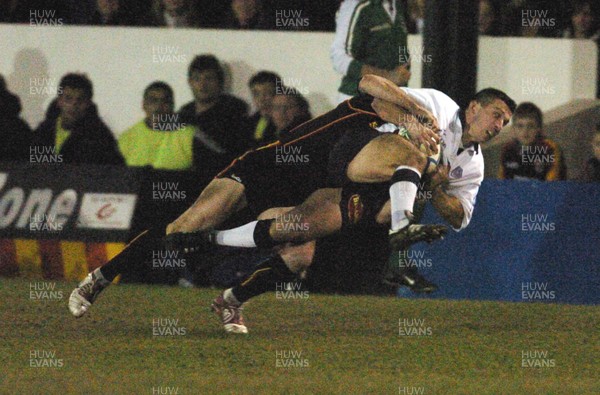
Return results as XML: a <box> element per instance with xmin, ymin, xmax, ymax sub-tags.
<box><xmin>339</xmin><ymin>181</ymin><xmax>389</xmax><ymax>230</ymax></box>
<box><xmin>217</xmin><ymin>95</ymin><xmax>382</xmax><ymax>216</ymax></box>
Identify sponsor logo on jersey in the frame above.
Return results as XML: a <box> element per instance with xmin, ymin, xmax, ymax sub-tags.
<box><xmin>450</xmin><ymin>166</ymin><xmax>463</xmax><ymax>179</ymax></box>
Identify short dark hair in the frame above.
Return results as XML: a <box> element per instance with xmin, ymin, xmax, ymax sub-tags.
<box><xmin>188</xmin><ymin>54</ymin><xmax>224</xmax><ymax>87</ymax></box>
<box><xmin>143</xmin><ymin>81</ymin><xmax>174</xmax><ymax>103</ymax></box>
<box><xmin>473</xmin><ymin>88</ymin><xmax>516</xmax><ymax>114</ymax></box>
<box><xmin>59</xmin><ymin>73</ymin><xmax>93</xmax><ymax>99</ymax></box>
<box><xmin>249</xmin><ymin>71</ymin><xmax>281</xmax><ymax>88</ymax></box>
<box><xmin>277</xmin><ymin>87</ymin><xmax>310</xmax><ymax>115</ymax></box>
<box><xmin>513</xmin><ymin>102</ymin><xmax>543</xmax><ymax>128</ymax></box>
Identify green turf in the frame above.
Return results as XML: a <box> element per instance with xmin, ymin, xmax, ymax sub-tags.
<box><xmin>0</xmin><ymin>278</ymin><xmax>598</xmax><ymax>394</ymax></box>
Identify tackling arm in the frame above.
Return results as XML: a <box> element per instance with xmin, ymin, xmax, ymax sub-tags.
<box><xmin>359</xmin><ymin>74</ymin><xmax>438</xmax><ymax>129</ymax></box>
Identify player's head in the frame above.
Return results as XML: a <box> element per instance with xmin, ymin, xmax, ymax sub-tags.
<box><xmin>143</xmin><ymin>81</ymin><xmax>174</xmax><ymax>122</ymax></box>
<box><xmin>512</xmin><ymin>102</ymin><xmax>543</xmax><ymax>145</ymax></box>
<box><xmin>271</xmin><ymin>88</ymin><xmax>310</xmax><ymax>132</ymax></box>
<box><xmin>57</xmin><ymin>73</ymin><xmax>94</xmax><ymax>129</ymax></box>
<box><xmin>188</xmin><ymin>54</ymin><xmax>224</xmax><ymax>103</ymax></box>
<box><xmin>463</xmin><ymin>88</ymin><xmax>515</xmax><ymax>144</ymax></box>
<box><xmin>248</xmin><ymin>71</ymin><xmax>280</xmax><ymax>117</ymax></box>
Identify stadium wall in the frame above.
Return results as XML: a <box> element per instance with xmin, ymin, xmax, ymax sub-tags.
<box><xmin>402</xmin><ymin>180</ymin><xmax>599</xmax><ymax>306</ymax></box>
<box><xmin>0</xmin><ymin>24</ymin><xmax>596</xmax><ymax>135</ymax></box>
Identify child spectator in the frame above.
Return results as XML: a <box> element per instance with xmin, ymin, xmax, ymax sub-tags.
<box><xmin>499</xmin><ymin>102</ymin><xmax>566</xmax><ymax>181</ymax></box>
<box><xmin>247</xmin><ymin>71</ymin><xmax>280</xmax><ymax>146</ymax></box>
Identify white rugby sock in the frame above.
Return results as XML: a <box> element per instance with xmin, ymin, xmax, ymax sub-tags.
<box><xmin>223</xmin><ymin>288</ymin><xmax>241</xmax><ymax>306</ymax></box>
<box><xmin>213</xmin><ymin>221</ymin><xmax>258</xmax><ymax>248</ymax></box>
<box><xmin>389</xmin><ymin>166</ymin><xmax>421</xmax><ymax>231</ymax></box>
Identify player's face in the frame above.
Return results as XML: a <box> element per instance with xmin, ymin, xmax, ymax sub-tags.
<box><xmin>57</xmin><ymin>87</ymin><xmax>91</xmax><ymax>129</ymax></box>
<box><xmin>250</xmin><ymin>82</ymin><xmax>275</xmax><ymax>116</ymax></box>
<box><xmin>143</xmin><ymin>89</ymin><xmax>174</xmax><ymax>121</ymax></box>
<box><xmin>271</xmin><ymin>95</ymin><xmax>301</xmax><ymax>132</ymax></box>
<box><xmin>513</xmin><ymin>117</ymin><xmax>541</xmax><ymax>145</ymax></box>
<box><xmin>592</xmin><ymin>133</ymin><xmax>600</xmax><ymax>160</ymax></box>
<box><xmin>188</xmin><ymin>70</ymin><xmax>221</xmax><ymax>103</ymax></box>
<box><xmin>464</xmin><ymin>98</ymin><xmax>512</xmax><ymax>144</ymax></box>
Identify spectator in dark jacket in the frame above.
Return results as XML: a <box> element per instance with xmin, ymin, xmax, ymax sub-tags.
<box><xmin>33</xmin><ymin>73</ymin><xmax>124</xmax><ymax>166</ymax></box>
<box><xmin>0</xmin><ymin>76</ymin><xmax>32</xmax><ymax>163</ymax></box>
<box><xmin>179</xmin><ymin>55</ymin><xmax>250</xmax><ymax>169</ymax></box>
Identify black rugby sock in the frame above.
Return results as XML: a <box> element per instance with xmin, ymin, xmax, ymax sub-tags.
<box><xmin>231</xmin><ymin>253</ymin><xmax>296</xmax><ymax>304</ymax></box>
<box><xmin>100</xmin><ymin>227</ymin><xmax>165</xmax><ymax>281</ymax></box>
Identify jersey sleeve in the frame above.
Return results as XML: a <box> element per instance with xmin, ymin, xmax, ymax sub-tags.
<box><xmin>400</xmin><ymin>87</ymin><xmax>461</xmax><ymax>131</ymax></box>
<box><xmin>446</xmin><ymin>156</ymin><xmax>484</xmax><ymax>231</ymax></box>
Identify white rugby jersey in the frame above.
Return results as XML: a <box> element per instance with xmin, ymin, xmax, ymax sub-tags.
<box><xmin>378</xmin><ymin>88</ymin><xmax>483</xmax><ymax>231</ymax></box>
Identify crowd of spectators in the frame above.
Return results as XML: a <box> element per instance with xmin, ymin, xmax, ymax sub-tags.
<box><xmin>1</xmin><ymin>1</ymin><xmax>598</xmax><ymax>182</ymax></box>
<box><xmin>0</xmin><ymin>53</ymin><xmax>312</xmax><ymax>175</ymax></box>
<box><xmin>0</xmin><ymin>0</ymin><xmax>598</xmax><ymax>40</ymax></box>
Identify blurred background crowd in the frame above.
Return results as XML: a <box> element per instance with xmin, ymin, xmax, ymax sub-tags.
<box><xmin>0</xmin><ymin>0</ymin><xmax>598</xmax><ymax>39</ymax></box>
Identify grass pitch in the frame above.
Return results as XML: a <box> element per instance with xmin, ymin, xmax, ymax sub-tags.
<box><xmin>0</xmin><ymin>278</ymin><xmax>598</xmax><ymax>394</ymax></box>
